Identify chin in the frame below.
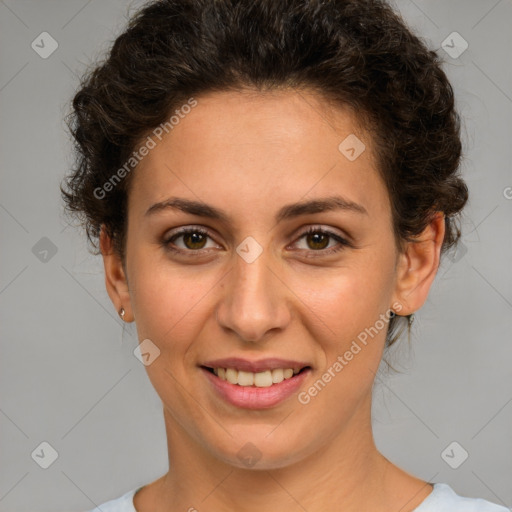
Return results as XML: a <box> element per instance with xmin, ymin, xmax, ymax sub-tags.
<box><xmin>209</xmin><ymin>429</ymin><xmax>313</xmax><ymax>471</ymax></box>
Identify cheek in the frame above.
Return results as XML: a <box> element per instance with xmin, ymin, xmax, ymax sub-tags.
<box><xmin>290</xmin><ymin>268</ymin><xmax>392</xmax><ymax>424</ymax></box>
<box><xmin>129</xmin><ymin>255</ymin><xmax>219</xmax><ymax>347</ymax></box>
<box><xmin>286</xmin><ymin>248</ymin><xmax>397</xmax><ymax>391</ymax></box>
<box><xmin>128</xmin><ymin>259</ymin><xmax>213</xmax><ymax>412</ymax></box>
<box><xmin>291</xmin><ymin>258</ymin><xmax>395</xmax><ymax>337</ymax></box>
<box><xmin>130</xmin><ymin>269</ymin><xmax>174</xmax><ymax>340</ymax></box>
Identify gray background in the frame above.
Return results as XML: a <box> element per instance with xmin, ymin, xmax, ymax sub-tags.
<box><xmin>1</xmin><ymin>1</ymin><xmax>511</xmax><ymax>511</ymax></box>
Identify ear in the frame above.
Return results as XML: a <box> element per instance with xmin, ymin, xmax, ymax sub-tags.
<box><xmin>99</xmin><ymin>225</ymin><xmax>134</xmax><ymax>322</ymax></box>
<box><xmin>391</xmin><ymin>211</ymin><xmax>445</xmax><ymax>315</ymax></box>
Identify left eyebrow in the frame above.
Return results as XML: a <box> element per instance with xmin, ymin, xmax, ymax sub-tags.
<box><xmin>275</xmin><ymin>196</ymin><xmax>368</xmax><ymax>222</ymax></box>
<box><xmin>144</xmin><ymin>195</ymin><xmax>368</xmax><ymax>222</ymax></box>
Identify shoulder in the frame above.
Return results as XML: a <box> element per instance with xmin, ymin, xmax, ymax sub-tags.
<box><xmin>84</xmin><ymin>487</ymin><xmax>141</xmax><ymax>512</ymax></box>
<box><xmin>414</xmin><ymin>483</ymin><xmax>511</xmax><ymax>512</ymax></box>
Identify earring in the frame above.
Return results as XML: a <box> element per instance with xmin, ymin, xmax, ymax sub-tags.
<box><xmin>118</xmin><ymin>307</ymin><xmax>126</xmax><ymax>320</ymax></box>
<box><xmin>408</xmin><ymin>313</ymin><xmax>415</xmax><ymax>326</ymax></box>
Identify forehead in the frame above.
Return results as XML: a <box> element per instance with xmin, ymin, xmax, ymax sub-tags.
<box><xmin>128</xmin><ymin>88</ymin><xmax>388</xmax><ymax>223</ymax></box>
<box><xmin>153</xmin><ymin>88</ymin><xmax>371</xmax><ymax>154</ymax></box>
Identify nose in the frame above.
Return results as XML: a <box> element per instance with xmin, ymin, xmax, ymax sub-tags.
<box><xmin>215</xmin><ymin>246</ymin><xmax>291</xmax><ymax>343</ymax></box>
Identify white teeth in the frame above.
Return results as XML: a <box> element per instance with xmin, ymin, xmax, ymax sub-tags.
<box><xmin>225</xmin><ymin>368</ymin><xmax>238</xmax><ymax>384</ymax></box>
<box><xmin>212</xmin><ymin>367</ymin><xmax>302</xmax><ymax>386</ymax></box>
<box><xmin>272</xmin><ymin>368</ymin><xmax>284</xmax><ymax>383</ymax></box>
<box><xmin>283</xmin><ymin>368</ymin><xmax>294</xmax><ymax>379</ymax></box>
<box><xmin>237</xmin><ymin>370</ymin><xmax>254</xmax><ymax>386</ymax></box>
<box><xmin>254</xmin><ymin>370</ymin><xmax>273</xmax><ymax>387</ymax></box>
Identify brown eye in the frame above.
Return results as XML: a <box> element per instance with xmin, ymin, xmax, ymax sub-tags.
<box><xmin>163</xmin><ymin>227</ymin><xmax>217</xmax><ymax>254</ymax></box>
<box><xmin>293</xmin><ymin>226</ymin><xmax>351</xmax><ymax>256</ymax></box>
<box><xmin>305</xmin><ymin>231</ymin><xmax>330</xmax><ymax>250</ymax></box>
<box><xmin>181</xmin><ymin>231</ymin><xmax>208</xmax><ymax>250</ymax></box>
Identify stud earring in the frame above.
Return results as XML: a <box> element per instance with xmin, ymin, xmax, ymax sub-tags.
<box><xmin>119</xmin><ymin>307</ymin><xmax>126</xmax><ymax>320</ymax></box>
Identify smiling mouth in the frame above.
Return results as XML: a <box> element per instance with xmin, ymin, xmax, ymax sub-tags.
<box><xmin>201</xmin><ymin>366</ymin><xmax>311</xmax><ymax>387</ymax></box>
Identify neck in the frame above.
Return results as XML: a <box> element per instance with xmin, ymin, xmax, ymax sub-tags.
<box><xmin>151</xmin><ymin>392</ymin><xmax>397</xmax><ymax>512</ymax></box>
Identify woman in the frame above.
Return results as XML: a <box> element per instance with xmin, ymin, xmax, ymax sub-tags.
<box><xmin>60</xmin><ymin>0</ymin><xmax>509</xmax><ymax>511</ymax></box>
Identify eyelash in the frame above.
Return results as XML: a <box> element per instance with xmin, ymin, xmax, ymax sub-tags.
<box><xmin>162</xmin><ymin>225</ymin><xmax>351</xmax><ymax>257</ymax></box>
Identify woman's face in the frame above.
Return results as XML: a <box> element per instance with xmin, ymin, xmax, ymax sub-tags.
<box><xmin>115</xmin><ymin>89</ymin><xmax>409</xmax><ymax>468</ymax></box>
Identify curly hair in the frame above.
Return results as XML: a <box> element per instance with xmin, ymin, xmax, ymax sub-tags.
<box><xmin>60</xmin><ymin>0</ymin><xmax>469</xmax><ymax>348</ymax></box>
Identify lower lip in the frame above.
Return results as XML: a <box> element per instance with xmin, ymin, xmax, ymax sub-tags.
<box><xmin>201</xmin><ymin>367</ymin><xmax>311</xmax><ymax>409</ymax></box>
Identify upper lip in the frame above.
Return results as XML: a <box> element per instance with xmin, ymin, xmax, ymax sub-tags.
<box><xmin>201</xmin><ymin>357</ymin><xmax>312</xmax><ymax>373</ymax></box>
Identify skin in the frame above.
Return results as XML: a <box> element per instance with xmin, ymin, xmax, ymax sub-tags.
<box><xmin>100</xmin><ymin>88</ymin><xmax>445</xmax><ymax>512</ymax></box>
